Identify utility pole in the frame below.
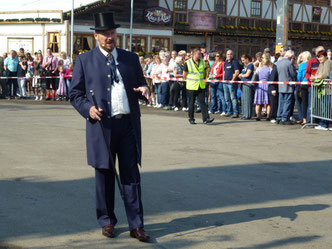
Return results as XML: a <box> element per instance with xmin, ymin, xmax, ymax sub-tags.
<box><xmin>275</xmin><ymin>0</ymin><xmax>289</xmax><ymax>54</ymax></box>
<box><xmin>71</xmin><ymin>0</ymin><xmax>74</xmax><ymax>61</ymax></box>
<box><xmin>129</xmin><ymin>0</ymin><xmax>134</xmax><ymax>52</ymax></box>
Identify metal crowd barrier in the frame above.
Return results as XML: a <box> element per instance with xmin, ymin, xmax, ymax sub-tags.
<box><xmin>303</xmin><ymin>79</ymin><xmax>332</xmax><ymax>129</ymax></box>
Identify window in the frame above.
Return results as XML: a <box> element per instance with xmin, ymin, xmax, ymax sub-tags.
<box><xmin>48</xmin><ymin>32</ymin><xmax>60</xmax><ymax>54</ymax></box>
<box><xmin>288</xmin><ymin>4</ymin><xmax>293</xmax><ymax>20</ymax></box>
<box><xmin>116</xmin><ymin>36</ymin><xmax>123</xmax><ymax>49</ymax></box>
<box><xmin>73</xmin><ymin>34</ymin><xmax>95</xmax><ymax>55</ymax></box>
<box><xmin>174</xmin><ymin>0</ymin><xmax>187</xmax><ymax>10</ymax></box>
<box><xmin>238</xmin><ymin>18</ymin><xmax>254</xmax><ymax>27</ymax></box>
<box><xmin>319</xmin><ymin>25</ymin><xmax>331</xmax><ymax>32</ymax></box>
<box><xmin>127</xmin><ymin>36</ymin><xmax>147</xmax><ymax>53</ymax></box>
<box><xmin>175</xmin><ymin>13</ymin><xmax>187</xmax><ymax>23</ymax></box>
<box><xmin>255</xmin><ymin>20</ymin><xmax>271</xmax><ymax>29</ymax></box>
<box><xmin>312</xmin><ymin>7</ymin><xmax>322</xmax><ymax>22</ymax></box>
<box><xmin>216</xmin><ymin>0</ymin><xmax>226</xmax><ymax>14</ymax></box>
<box><xmin>291</xmin><ymin>22</ymin><xmax>302</xmax><ymax>30</ymax></box>
<box><xmin>151</xmin><ymin>37</ymin><xmax>170</xmax><ymax>53</ymax></box>
<box><xmin>218</xmin><ymin>16</ymin><xmax>236</xmax><ymax>26</ymax></box>
<box><xmin>251</xmin><ymin>0</ymin><xmax>261</xmax><ymax>17</ymax></box>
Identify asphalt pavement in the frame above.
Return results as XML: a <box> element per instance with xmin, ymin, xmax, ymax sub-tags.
<box><xmin>0</xmin><ymin>100</ymin><xmax>332</xmax><ymax>249</ymax></box>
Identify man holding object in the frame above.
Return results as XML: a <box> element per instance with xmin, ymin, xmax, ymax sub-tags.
<box><xmin>69</xmin><ymin>12</ymin><xmax>150</xmax><ymax>242</ymax></box>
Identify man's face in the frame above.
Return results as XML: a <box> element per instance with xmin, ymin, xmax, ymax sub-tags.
<box><xmin>194</xmin><ymin>50</ymin><xmax>201</xmax><ymax>59</ymax></box>
<box><xmin>280</xmin><ymin>49</ymin><xmax>286</xmax><ymax>56</ymax></box>
<box><xmin>328</xmin><ymin>51</ymin><xmax>332</xmax><ymax>58</ymax></box>
<box><xmin>10</xmin><ymin>52</ymin><xmax>15</xmax><ymax>58</ymax></box>
<box><xmin>94</xmin><ymin>29</ymin><xmax>117</xmax><ymax>52</ymax></box>
<box><xmin>201</xmin><ymin>48</ymin><xmax>206</xmax><ymax>54</ymax></box>
<box><xmin>47</xmin><ymin>49</ymin><xmax>52</xmax><ymax>56</ymax></box>
<box><xmin>226</xmin><ymin>51</ymin><xmax>233</xmax><ymax>60</ymax></box>
<box><xmin>171</xmin><ymin>52</ymin><xmax>177</xmax><ymax>58</ymax></box>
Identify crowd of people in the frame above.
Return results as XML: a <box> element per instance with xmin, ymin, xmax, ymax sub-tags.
<box><xmin>1</xmin><ymin>45</ymin><xmax>332</xmax><ymax>130</ymax></box>
<box><xmin>140</xmin><ymin>46</ymin><xmax>332</xmax><ymax>130</ymax></box>
<box><xmin>0</xmin><ymin>47</ymin><xmax>73</xmax><ymax>101</ymax></box>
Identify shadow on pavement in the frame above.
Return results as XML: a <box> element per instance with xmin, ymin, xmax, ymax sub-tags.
<box><xmin>0</xmin><ymin>160</ymin><xmax>331</xmax><ymax>248</ymax></box>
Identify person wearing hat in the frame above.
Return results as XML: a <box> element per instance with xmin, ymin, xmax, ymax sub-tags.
<box><xmin>69</xmin><ymin>12</ymin><xmax>151</xmax><ymax>242</ymax></box>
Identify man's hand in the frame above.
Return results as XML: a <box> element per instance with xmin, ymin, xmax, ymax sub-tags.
<box><xmin>89</xmin><ymin>106</ymin><xmax>103</xmax><ymax>121</ymax></box>
<box><xmin>133</xmin><ymin>86</ymin><xmax>152</xmax><ymax>104</ymax></box>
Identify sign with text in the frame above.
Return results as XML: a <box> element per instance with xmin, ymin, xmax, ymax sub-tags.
<box><xmin>144</xmin><ymin>7</ymin><xmax>172</xmax><ymax>25</ymax></box>
<box><xmin>188</xmin><ymin>12</ymin><xmax>216</xmax><ymax>30</ymax></box>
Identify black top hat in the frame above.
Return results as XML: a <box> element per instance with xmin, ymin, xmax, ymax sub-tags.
<box><xmin>90</xmin><ymin>12</ymin><xmax>120</xmax><ymax>31</ymax></box>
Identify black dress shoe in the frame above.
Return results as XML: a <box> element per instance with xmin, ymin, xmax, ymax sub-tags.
<box><xmin>130</xmin><ymin>227</ymin><xmax>150</xmax><ymax>242</ymax></box>
<box><xmin>203</xmin><ymin>118</ymin><xmax>214</xmax><ymax>124</ymax></box>
<box><xmin>102</xmin><ymin>224</ymin><xmax>115</xmax><ymax>238</ymax></box>
<box><xmin>281</xmin><ymin>120</ymin><xmax>295</xmax><ymax>125</ymax></box>
<box><xmin>189</xmin><ymin>119</ymin><xmax>196</xmax><ymax>125</ymax></box>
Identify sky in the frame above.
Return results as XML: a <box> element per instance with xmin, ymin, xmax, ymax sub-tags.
<box><xmin>1</xmin><ymin>0</ymin><xmax>98</xmax><ymax>12</ymax></box>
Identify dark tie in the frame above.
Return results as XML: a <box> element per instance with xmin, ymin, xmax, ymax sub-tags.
<box><xmin>106</xmin><ymin>53</ymin><xmax>119</xmax><ymax>83</ymax></box>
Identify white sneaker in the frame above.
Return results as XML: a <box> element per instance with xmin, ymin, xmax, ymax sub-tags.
<box><xmin>215</xmin><ymin>111</ymin><xmax>221</xmax><ymax>114</ymax></box>
<box><xmin>174</xmin><ymin>107</ymin><xmax>179</xmax><ymax>111</ymax></box>
<box><xmin>329</xmin><ymin>128</ymin><xmax>332</xmax><ymax>131</ymax></box>
<box><xmin>208</xmin><ymin>111</ymin><xmax>212</xmax><ymax>114</ymax></box>
<box><xmin>182</xmin><ymin>107</ymin><xmax>186</xmax><ymax>111</ymax></box>
<box><xmin>220</xmin><ymin>112</ymin><xmax>226</xmax><ymax>116</ymax></box>
<box><xmin>270</xmin><ymin>119</ymin><xmax>277</xmax><ymax>123</ymax></box>
<box><xmin>35</xmin><ymin>96</ymin><xmax>39</xmax><ymax>101</ymax></box>
<box><xmin>147</xmin><ymin>104</ymin><xmax>152</xmax><ymax>107</ymax></box>
<box><xmin>39</xmin><ymin>96</ymin><xmax>43</xmax><ymax>101</ymax></box>
<box><xmin>315</xmin><ymin>125</ymin><xmax>329</xmax><ymax>131</ymax></box>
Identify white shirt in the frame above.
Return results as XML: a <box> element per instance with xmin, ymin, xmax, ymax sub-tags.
<box><xmin>99</xmin><ymin>46</ymin><xmax>130</xmax><ymax>117</ymax></box>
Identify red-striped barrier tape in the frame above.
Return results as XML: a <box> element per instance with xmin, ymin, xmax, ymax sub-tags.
<box><xmin>144</xmin><ymin>75</ymin><xmax>332</xmax><ymax>85</ymax></box>
<box><xmin>0</xmin><ymin>76</ymin><xmax>72</xmax><ymax>79</ymax></box>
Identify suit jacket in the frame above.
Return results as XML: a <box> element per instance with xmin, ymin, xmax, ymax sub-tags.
<box><xmin>268</xmin><ymin>64</ymin><xmax>278</xmax><ymax>93</ymax></box>
<box><xmin>69</xmin><ymin>47</ymin><xmax>147</xmax><ymax>169</ymax></box>
<box><xmin>276</xmin><ymin>58</ymin><xmax>297</xmax><ymax>93</ymax></box>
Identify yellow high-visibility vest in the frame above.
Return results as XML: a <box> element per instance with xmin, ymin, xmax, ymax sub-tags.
<box><xmin>185</xmin><ymin>58</ymin><xmax>206</xmax><ymax>90</ymax></box>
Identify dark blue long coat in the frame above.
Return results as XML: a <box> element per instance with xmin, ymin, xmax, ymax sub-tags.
<box><xmin>69</xmin><ymin>47</ymin><xmax>147</xmax><ymax>169</ymax></box>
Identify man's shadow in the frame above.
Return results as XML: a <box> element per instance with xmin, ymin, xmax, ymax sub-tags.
<box><xmin>144</xmin><ymin>204</ymin><xmax>329</xmax><ymax>240</ymax></box>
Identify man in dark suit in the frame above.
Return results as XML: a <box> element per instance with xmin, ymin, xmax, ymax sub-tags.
<box><xmin>69</xmin><ymin>12</ymin><xmax>151</xmax><ymax>242</ymax></box>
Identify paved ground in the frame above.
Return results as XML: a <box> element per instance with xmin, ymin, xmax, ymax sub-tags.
<box><xmin>0</xmin><ymin>99</ymin><xmax>332</xmax><ymax>249</ymax></box>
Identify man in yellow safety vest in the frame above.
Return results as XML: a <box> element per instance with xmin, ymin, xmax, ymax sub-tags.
<box><xmin>184</xmin><ymin>47</ymin><xmax>214</xmax><ymax>125</ymax></box>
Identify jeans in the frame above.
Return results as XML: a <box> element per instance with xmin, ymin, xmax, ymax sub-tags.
<box><xmin>154</xmin><ymin>83</ymin><xmax>161</xmax><ymax>105</ymax></box>
<box><xmin>294</xmin><ymin>85</ymin><xmax>303</xmax><ymax>120</ymax></box>
<box><xmin>18</xmin><ymin>78</ymin><xmax>27</xmax><ymax>97</ymax></box>
<box><xmin>307</xmin><ymin>87</ymin><xmax>312</xmax><ymax>123</ymax></box>
<box><xmin>209</xmin><ymin>83</ymin><xmax>218</xmax><ymax>113</ymax></box>
<box><xmin>6</xmin><ymin>71</ymin><xmax>17</xmax><ymax>98</ymax></box>
<box><xmin>217</xmin><ymin>83</ymin><xmax>227</xmax><ymax>113</ymax></box>
<box><xmin>161</xmin><ymin>82</ymin><xmax>169</xmax><ymax>107</ymax></box>
<box><xmin>277</xmin><ymin>93</ymin><xmax>293</xmax><ymax>121</ymax></box>
<box><xmin>223</xmin><ymin>83</ymin><xmax>239</xmax><ymax>115</ymax></box>
<box><xmin>66</xmin><ymin>79</ymin><xmax>71</xmax><ymax>93</ymax></box>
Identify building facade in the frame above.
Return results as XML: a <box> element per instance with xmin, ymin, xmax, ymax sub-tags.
<box><xmin>163</xmin><ymin>0</ymin><xmax>332</xmax><ymax>57</ymax></box>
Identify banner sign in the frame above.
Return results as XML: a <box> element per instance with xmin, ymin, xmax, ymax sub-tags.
<box><xmin>188</xmin><ymin>12</ymin><xmax>216</xmax><ymax>30</ymax></box>
<box><xmin>144</xmin><ymin>7</ymin><xmax>172</xmax><ymax>25</ymax></box>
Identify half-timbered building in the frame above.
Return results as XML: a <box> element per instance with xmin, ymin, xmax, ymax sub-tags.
<box><xmin>160</xmin><ymin>0</ymin><xmax>332</xmax><ymax>57</ymax></box>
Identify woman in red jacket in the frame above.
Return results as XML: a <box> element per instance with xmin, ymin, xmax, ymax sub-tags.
<box><xmin>209</xmin><ymin>52</ymin><xmax>226</xmax><ymax>114</ymax></box>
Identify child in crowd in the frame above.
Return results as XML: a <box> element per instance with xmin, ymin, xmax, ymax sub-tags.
<box><xmin>56</xmin><ymin>65</ymin><xmax>67</xmax><ymax>101</ymax></box>
<box><xmin>64</xmin><ymin>63</ymin><xmax>73</xmax><ymax>95</ymax></box>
